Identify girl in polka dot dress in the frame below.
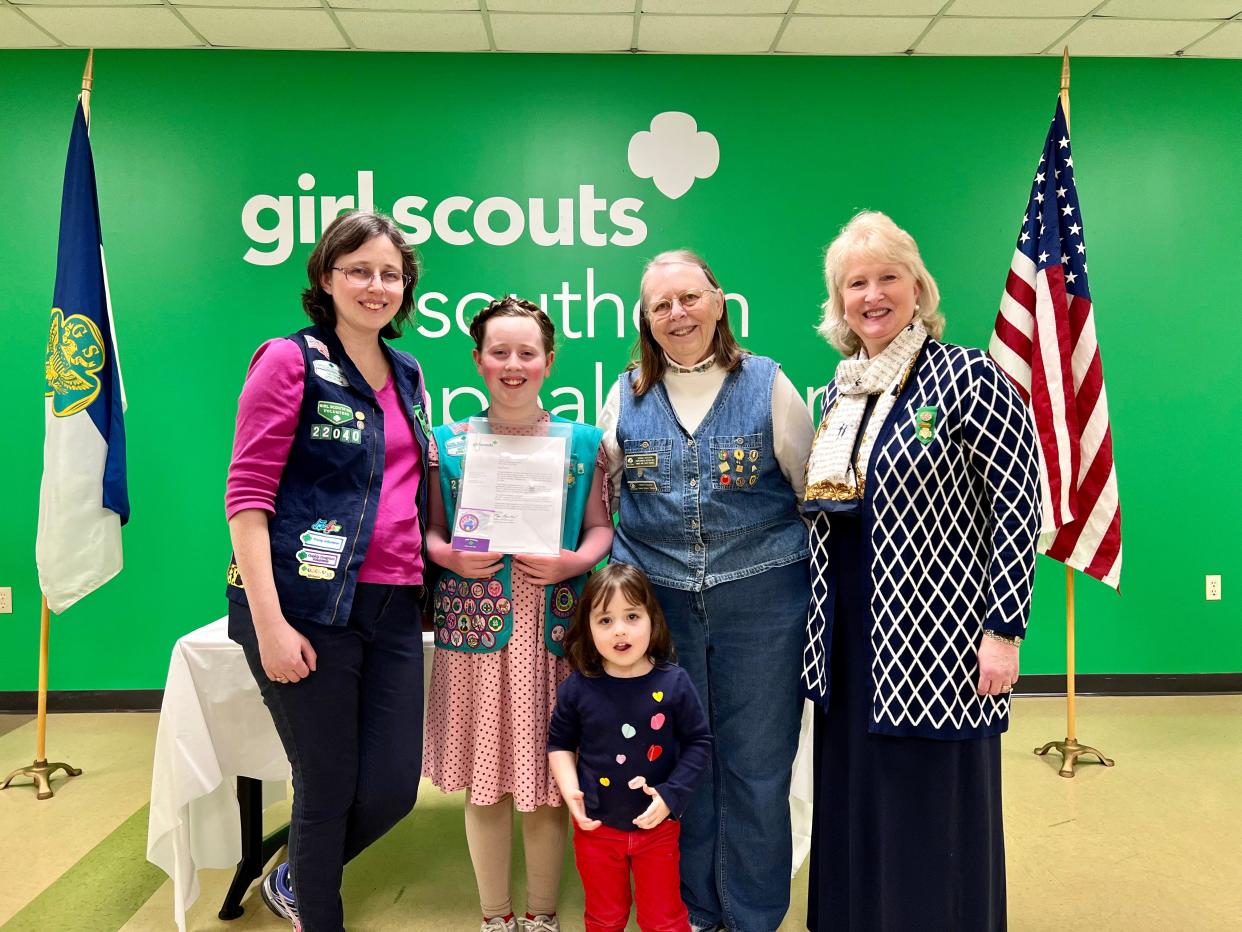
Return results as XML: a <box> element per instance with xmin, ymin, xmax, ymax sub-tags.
<box><xmin>423</xmin><ymin>297</ymin><xmax>614</xmax><ymax>932</ymax></box>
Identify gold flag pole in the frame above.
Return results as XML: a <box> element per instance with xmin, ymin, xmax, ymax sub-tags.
<box><xmin>1</xmin><ymin>599</ymin><xmax>82</xmax><ymax>798</ymax></box>
<box><xmin>81</xmin><ymin>48</ymin><xmax>94</xmax><ymax>126</ymax></box>
<box><xmin>1</xmin><ymin>51</ymin><xmax>95</xmax><ymax>800</ymax></box>
<box><xmin>1034</xmin><ymin>48</ymin><xmax>1115</xmax><ymax>778</ymax></box>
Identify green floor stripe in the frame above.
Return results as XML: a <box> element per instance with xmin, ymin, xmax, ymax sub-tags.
<box><xmin>2</xmin><ymin>803</ymin><xmax>165</xmax><ymax>932</ymax></box>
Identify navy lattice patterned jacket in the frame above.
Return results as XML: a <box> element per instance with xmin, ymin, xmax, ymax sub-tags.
<box><xmin>801</xmin><ymin>339</ymin><xmax>1040</xmax><ymax>740</ymax></box>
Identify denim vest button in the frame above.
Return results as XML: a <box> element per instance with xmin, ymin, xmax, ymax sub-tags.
<box><xmin>689</xmin><ymin>477</ymin><xmax>698</xmax><ymax>488</ymax></box>
<box><xmin>694</xmin><ymin>543</ymin><xmax>703</xmax><ymax>553</ymax></box>
<box><xmin>690</xmin><ymin>519</ymin><xmax>699</xmax><ymax>528</ymax></box>
<box><xmin>687</xmin><ymin>439</ymin><xmax>696</xmax><ymax>447</ymax></box>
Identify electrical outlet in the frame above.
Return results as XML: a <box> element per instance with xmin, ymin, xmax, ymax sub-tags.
<box><xmin>0</xmin><ymin>587</ymin><xmax>11</xmax><ymax>614</ymax></box>
<box><xmin>1206</xmin><ymin>575</ymin><xmax>1221</xmax><ymax>601</ymax></box>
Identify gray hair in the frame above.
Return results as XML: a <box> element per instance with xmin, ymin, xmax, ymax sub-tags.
<box><xmin>818</xmin><ymin>211</ymin><xmax>944</xmax><ymax>356</ymax></box>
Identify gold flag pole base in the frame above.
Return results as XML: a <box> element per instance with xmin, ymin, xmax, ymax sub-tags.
<box><xmin>2</xmin><ymin>597</ymin><xmax>83</xmax><ymax>799</ymax></box>
<box><xmin>1034</xmin><ymin>737</ymin><xmax>1114</xmax><ymax>779</ymax></box>
<box><xmin>1</xmin><ymin>758</ymin><xmax>83</xmax><ymax>800</ymax></box>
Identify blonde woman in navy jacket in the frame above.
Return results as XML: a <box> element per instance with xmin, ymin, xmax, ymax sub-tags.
<box><xmin>801</xmin><ymin>212</ymin><xmax>1040</xmax><ymax>932</ymax></box>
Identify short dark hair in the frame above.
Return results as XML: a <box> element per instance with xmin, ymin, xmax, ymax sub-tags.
<box><xmin>302</xmin><ymin>210</ymin><xmax>420</xmax><ymax>340</ymax></box>
<box><xmin>630</xmin><ymin>249</ymin><xmax>745</xmax><ymax>396</ymax></box>
<box><xmin>564</xmin><ymin>563</ymin><xmax>676</xmax><ymax>677</ymax></box>
<box><xmin>468</xmin><ymin>295</ymin><xmax>556</xmax><ymax>354</ymax></box>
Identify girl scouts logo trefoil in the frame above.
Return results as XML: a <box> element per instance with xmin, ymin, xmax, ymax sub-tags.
<box><xmin>45</xmin><ymin>308</ymin><xmax>105</xmax><ymax>417</ymax></box>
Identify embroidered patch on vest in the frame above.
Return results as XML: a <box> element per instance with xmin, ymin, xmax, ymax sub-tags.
<box><xmin>312</xmin><ymin>359</ymin><xmax>348</xmax><ymax>386</ymax></box>
<box><xmin>304</xmin><ymin>335</ymin><xmax>330</xmax><ymax>359</ymax></box>
<box><xmin>317</xmin><ymin>401</ymin><xmax>354</xmax><ymax>425</ymax></box>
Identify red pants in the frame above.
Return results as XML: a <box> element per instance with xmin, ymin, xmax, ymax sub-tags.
<box><xmin>572</xmin><ymin>819</ymin><xmax>690</xmax><ymax>932</ymax></box>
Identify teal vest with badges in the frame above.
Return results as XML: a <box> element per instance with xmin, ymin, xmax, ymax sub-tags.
<box><xmin>432</xmin><ymin>416</ymin><xmax>601</xmax><ymax>656</ymax></box>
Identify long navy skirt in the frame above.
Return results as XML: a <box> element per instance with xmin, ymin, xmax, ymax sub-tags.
<box><xmin>807</xmin><ymin>513</ymin><xmax>1007</xmax><ymax>932</ymax></box>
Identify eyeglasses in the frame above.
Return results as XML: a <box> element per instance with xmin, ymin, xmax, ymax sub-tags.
<box><xmin>647</xmin><ymin>289</ymin><xmax>716</xmax><ymax>320</ymax></box>
<box><xmin>332</xmin><ymin>266</ymin><xmax>411</xmax><ymax>289</ymax></box>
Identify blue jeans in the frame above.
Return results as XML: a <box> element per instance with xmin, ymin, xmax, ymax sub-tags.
<box><xmin>652</xmin><ymin>560</ymin><xmax>809</xmax><ymax>932</ymax></box>
<box><xmin>229</xmin><ymin>582</ymin><xmax>425</xmax><ymax>932</ymax></box>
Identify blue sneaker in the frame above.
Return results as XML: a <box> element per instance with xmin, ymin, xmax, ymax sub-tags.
<box><xmin>260</xmin><ymin>862</ymin><xmax>301</xmax><ymax>930</ymax></box>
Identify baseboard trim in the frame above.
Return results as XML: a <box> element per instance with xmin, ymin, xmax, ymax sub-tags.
<box><xmin>1014</xmin><ymin>673</ymin><xmax>1242</xmax><ymax>696</ymax></box>
<box><xmin>0</xmin><ymin>690</ymin><xmax>163</xmax><ymax>713</ymax></box>
<box><xmin>1</xmin><ymin>674</ymin><xmax>1240</xmax><ymax>712</ymax></box>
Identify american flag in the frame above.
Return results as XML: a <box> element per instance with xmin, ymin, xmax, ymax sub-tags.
<box><xmin>989</xmin><ymin>98</ymin><xmax>1122</xmax><ymax>590</ymax></box>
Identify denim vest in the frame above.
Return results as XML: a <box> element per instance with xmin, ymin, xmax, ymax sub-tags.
<box><xmin>432</xmin><ymin>416</ymin><xmax>602</xmax><ymax>656</ymax></box>
<box><xmin>612</xmin><ymin>354</ymin><xmax>809</xmax><ymax>591</ymax></box>
<box><xmin>226</xmin><ymin>325</ymin><xmax>431</xmax><ymax>626</ymax></box>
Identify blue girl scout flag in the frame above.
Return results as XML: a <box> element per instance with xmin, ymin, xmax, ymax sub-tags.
<box><xmin>36</xmin><ymin>99</ymin><xmax>130</xmax><ymax>614</ymax></box>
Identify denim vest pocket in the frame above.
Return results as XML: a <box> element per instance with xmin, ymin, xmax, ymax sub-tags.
<box><xmin>709</xmin><ymin>432</ymin><xmax>764</xmax><ymax>492</ymax></box>
<box><xmin>622</xmin><ymin>437</ymin><xmax>672</xmax><ymax>494</ymax></box>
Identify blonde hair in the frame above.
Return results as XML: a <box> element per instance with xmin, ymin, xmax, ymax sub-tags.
<box><xmin>818</xmin><ymin>211</ymin><xmax>944</xmax><ymax>356</ymax></box>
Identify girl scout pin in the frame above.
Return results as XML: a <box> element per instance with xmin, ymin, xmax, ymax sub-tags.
<box><xmin>915</xmin><ymin>406</ymin><xmax>937</xmax><ymax>445</ymax></box>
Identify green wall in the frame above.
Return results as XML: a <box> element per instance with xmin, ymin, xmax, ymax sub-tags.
<box><xmin>1</xmin><ymin>50</ymin><xmax>1238</xmax><ymax>691</ymax></box>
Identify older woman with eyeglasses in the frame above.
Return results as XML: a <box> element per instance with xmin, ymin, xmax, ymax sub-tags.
<box><xmin>598</xmin><ymin>250</ymin><xmax>813</xmax><ymax>932</ymax></box>
<box><xmin>225</xmin><ymin>210</ymin><xmax>431</xmax><ymax>932</ymax></box>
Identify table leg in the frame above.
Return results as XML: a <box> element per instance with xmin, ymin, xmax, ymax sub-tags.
<box><xmin>219</xmin><ymin>776</ymin><xmax>291</xmax><ymax>920</ymax></box>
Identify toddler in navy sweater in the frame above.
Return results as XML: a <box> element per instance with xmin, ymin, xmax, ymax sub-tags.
<box><xmin>548</xmin><ymin>563</ymin><xmax>712</xmax><ymax>932</ymax></box>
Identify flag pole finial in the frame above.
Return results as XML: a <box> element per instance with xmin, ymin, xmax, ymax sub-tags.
<box><xmin>81</xmin><ymin>49</ymin><xmax>94</xmax><ymax>125</ymax></box>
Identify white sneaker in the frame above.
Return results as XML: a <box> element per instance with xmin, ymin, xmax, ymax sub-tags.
<box><xmin>481</xmin><ymin>917</ymin><xmax>516</xmax><ymax>932</ymax></box>
<box><xmin>523</xmin><ymin>916</ymin><xmax>560</xmax><ymax>932</ymax></box>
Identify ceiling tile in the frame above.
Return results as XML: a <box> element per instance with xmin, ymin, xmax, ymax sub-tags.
<box><xmin>1183</xmin><ymin>22</ymin><xmax>1242</xmax><ymax>56</ymax></box>
<box><xmin>491</xmin><ymin>13</ymin><xmax>631</xmax><ymax>50</ymax></box>
<box><xmin>947</xmin><ymin>0</ymin><xmax>1098</xmax><ymax>14</ymax></box>
<box><xmin>178</xmin><ymin>8</ymin><xmax>345</xmax><ymax>48</ymax></box>
<box><xmin>1063</xmin><ymin>17</ymin><xmax>1216</xmax><ymax>55</ymax></box>
<box><xmin>1096</xmin><ymin>0</ymin><xmax>1242</xmax><ymax>18</ymax></box>
<box><xmin>778</xmin><ymin>15</ymin><xmax>929</xmax><ymax>54</ymax></box>
<box><xmin>797</xmin><ymin>0</ymin><xmax>944</xmax><ymax>14</ymax></box>
<box><xmin>20</xmin><ymin>7</ymin><xmax>201</xmax><ymax>47</ymax></box>
<box><xmin>639</xmin><ymin>14</ymin><xmax>783</xmax><ymax>53</ymax></box>
<box><xmin>170</xmin><ymin>0</ymin><xmax>319</xmax><ymax>8</ymax></box>
<box><xmin>15</xmin><ymin>0</ymin><xmax>160</xmax><ymax>6</ymax></box>
<box><xmin>330</xmin><ymin>0</ymin><xmax>478</xmax><ymax>9</ymax></box>
<box><xmin>643</xmin><ymin>0</ymin><xmax>790</xmax><ymax>12</ymax></box>
<box><xmin>0</xmin><ymin>7</ymin><xmax>59</xmax><ymax>46</ymax></box>
<box><xmin>335</xmin><ymin>11</ymin><xmax>489</xmax><ymax>50</ymax></box>
<box><xmin>919</xmin><ymin>17</ymin><xmax>1078</xmax><ymax>54</ymax></box>
<box><xmin>488</xmin><ymin>0</ymin><xmax>630</xmax><ymax>11</ymax></box>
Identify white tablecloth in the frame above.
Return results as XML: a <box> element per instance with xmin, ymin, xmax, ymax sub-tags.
<box><xmin>146</xmin><ymin>617</ymin><xmax>433</xmax><ymax>931</ymax></box>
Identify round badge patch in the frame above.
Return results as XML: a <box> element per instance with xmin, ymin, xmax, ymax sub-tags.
<box><xmin>464</xmin><ymin>598</ymin><xmax>477</xmax><ymax>614</ymax></box>
<box><xmin>487</xmin><ymin>615</ymin><xmax>504</xmax><ymax>632</ymax></box>
<box><xmin>721</xmin><ymin>474</ymin><xmax>731</xmax><ymax>486</ymax></box>
<box><xmin>551</xmin><ymin>585</ymin><xmax>576</xmax><ymax>618</ymax></box>
<box><xmin>471</xmin><ymin>581</ymin><xmax>485</xmax><ymax>599</ymax></box>
<box><xmin>487</xmin><ymin>580</ymin><xmax>503</xmax><ymax>598</ymax></box>
<box><xmin>495</xmin><ymin>598</ymin><xmax>512</xmax><ymax>614</ymax></box>
<box><xmin>450</xmin><ymin>630</ymin><xmax>463</xmax><ymax>647</ymax></box>
<box><xmin>452</xmin><ymin>597</ymin><xmax>463</xmax><ymax>614</ymax></box>
<box><xmin>480</xmin><ymin>631</ymin><xmax>496</xmax><ymax>648</ymax></box>
<box><xmin>551</xmin><ymin>624</ymin><xmax>566</xmax><ymax>643</ymax></box>
<box><xmin>479</xmin><ymin>598</ymin><xmax>495</xmax><ymax>615</ymax></box>
<box><xmin>438</xmin><ymin>628</ymin><xmax>450</xmax><ymax>644</ymax></box>
<box><xmin>466</xmin><ymin>631</ymin><xmax>480</xmax><ymax>648</ymax></box>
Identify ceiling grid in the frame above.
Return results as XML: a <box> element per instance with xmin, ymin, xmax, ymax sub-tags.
<box><xmin>0</xmin><ymin>0</ymin><xmax>1237</xmax><ymax>56</ymax></box>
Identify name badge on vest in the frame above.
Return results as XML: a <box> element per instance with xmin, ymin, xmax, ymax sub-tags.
<box><xmin>627</xmin><ymin>479</ymin><xmax>659</xmax><ymax>492</ymax></box>
<box><xmin>313</xmin><ymin>359</ymin><xmax>348</xmax><ymax>386</ymax></box>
